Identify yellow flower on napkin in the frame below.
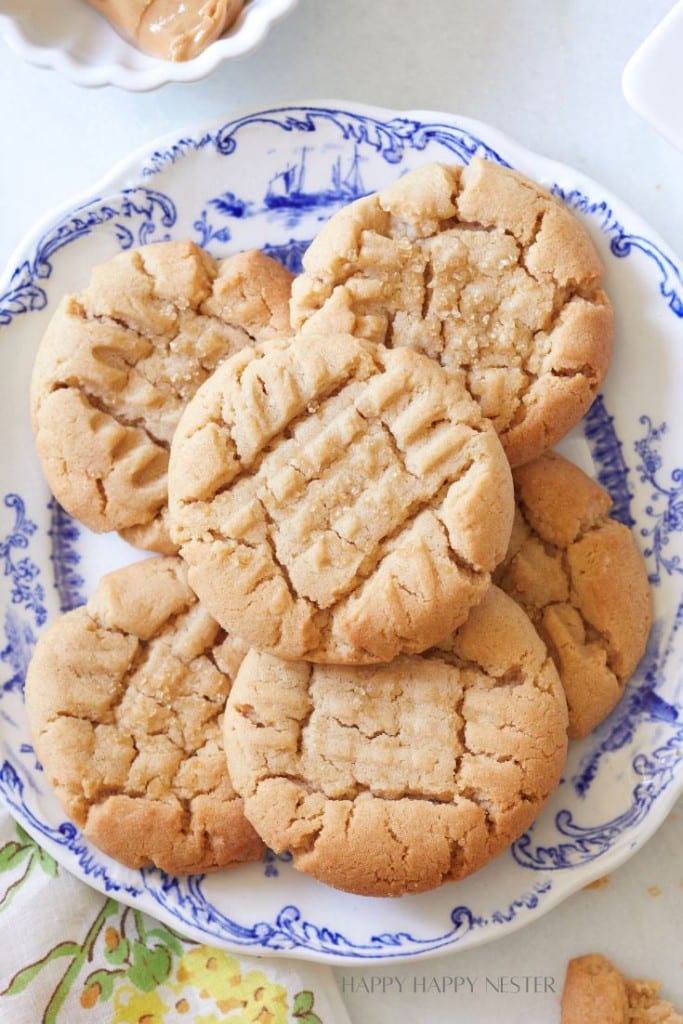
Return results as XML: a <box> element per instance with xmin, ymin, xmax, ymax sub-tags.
<box><xmin>110</xmin><ymin>945</ymin><xmax>294</xmax><ymax>1024</ymax></box>
<box><xmin>174</xmin><ymin>947</ymin><xmax>289</xmax><ymax>1021</ymax></box>
<box><xmin>111</xmin><ymin>984</ymin><xmax>170</xmax><ymax>1023</ymax></box>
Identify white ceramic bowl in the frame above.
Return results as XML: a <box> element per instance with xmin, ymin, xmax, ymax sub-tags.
<box><xmin>0</xmin><ymin>0</ymin><xmax>299</xmax><ymax>91</ymax></box>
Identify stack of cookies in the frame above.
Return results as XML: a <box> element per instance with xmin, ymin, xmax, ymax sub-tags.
<box><xmin>25</xmin><ymin>157</ymin><xmax>652</xmax><ymax>897</ymax></box>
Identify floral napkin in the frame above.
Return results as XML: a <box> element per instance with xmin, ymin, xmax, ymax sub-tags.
<box><xmin>0</xmin><ymin>811</ymin><xmax>351</xmax><ymax>1024</ymax></box>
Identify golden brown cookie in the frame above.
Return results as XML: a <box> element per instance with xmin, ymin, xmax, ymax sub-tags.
<box><xmin>561</xmin><ymin>954</ymin><xmax>683</xmax><ymax>1024</ymax></box>
<box><xmin>30</xmin><ymin>242</ymin><xmax>293</xmax><ymax>554</ymax></box>
<box><xmin>290</xmin><ymin>157</ymin><xmax>614</xmax><ymax>467</ymax></box>
<box><xmin>494</xmin><ymin>451</ymin><xmax>652</xmax><ymax>739</ymax></box>
<box><xmin>24</xmin><ymin>556</ymin><xmax>264</xmax><ymax>875</ymax></box>
<box><xmin>168</xmin><ymin>331</ymin><xmax>514</xmax><ymax>664</ymax></box>
<box><xmin>223</xmin><ymin>586</ymin><xmax>568</xmax><ymax>897</ymax></box>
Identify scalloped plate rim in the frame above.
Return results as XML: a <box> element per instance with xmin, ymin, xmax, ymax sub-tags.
<box><xmin>1</xmin><ymin>100</ymin><xmax>682</xmax><ymax>964</ymax></box>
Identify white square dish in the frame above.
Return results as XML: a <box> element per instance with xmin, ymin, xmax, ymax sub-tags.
<box><xmin>622</xmin><ymin>0</ymin><xmax>683</xmax><ymax>151</ymax></box>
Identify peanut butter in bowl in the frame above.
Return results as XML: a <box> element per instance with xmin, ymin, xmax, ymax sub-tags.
<box><xmin>85</xmin><ymin>0</ymin><xmax>246</xmax><ymax>61</ymax></box>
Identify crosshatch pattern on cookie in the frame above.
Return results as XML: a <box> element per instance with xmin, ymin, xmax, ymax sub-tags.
<box><xmin>168</xmin><ymin>331</ymin><xmax>514</xmax><ymax>664</ymax></box>
<box><xmin>495</xmin><ymin>451</ymin><xmax>652</xmax><ymax>739</ymax></box>
<box><xmin>290</xmin><ymin>158</ymin><xmax>614</xmax><ymax>468</ymax></box>
<box><xmin>224</xmin><ymin>587</ymin><xmax>568</xmax><ymax>897</ymax></box>
<box><xmin>30</xmin><ymin>242</ymin><xmax>293</xmax><ymax>554</ymax></box>
<box><xmin>24</xmin><ymin>556</ymin><xmax>264</xmax><ymax>875</ymax></box>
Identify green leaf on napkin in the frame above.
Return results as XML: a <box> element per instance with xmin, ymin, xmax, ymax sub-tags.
<box><xmin>293</xmin><ymin>988</ymin><xmax>324</xmax><ymax>1023</ymax></box>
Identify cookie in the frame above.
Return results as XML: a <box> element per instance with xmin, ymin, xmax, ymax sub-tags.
<box><xmin>30</xmin><ymin>242</ymin><xmax>293</xmax><ymax>554</ymax></box>
<box><xmin>223</xmin><ymin>585</ymin><xmax>568</xmax><ymax>897</ymax></box>
<box><xmin>561</xmin><ymin>954</ymin><xmax>683</xmax><ymax>1024</ymax></box>
<box><xmin>494</xmin><ymin>451</ymin><xmax>652</xmax><ymax>739</ymax></box>
<box><xmin>168</xmin><ymin>330</ymin><xmax>514</xmax><ymax>664</ymax></box>
<box><xmin>24</xmin><ymin>556</ymin><xmax>263</xmax><ymax>875</ymax></box>
<box><xmin>290</xmin><ymin>157</ymin><xmax>614</xmax><ymax>467</ymax></box>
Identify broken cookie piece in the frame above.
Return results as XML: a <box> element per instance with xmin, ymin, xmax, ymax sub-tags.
<box><xmin>561</xmin><ymin>954</ymin><xmax>683</xmax><ymax>1024</ymax></box>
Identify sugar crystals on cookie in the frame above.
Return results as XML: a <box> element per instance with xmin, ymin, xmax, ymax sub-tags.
<box><xmin>168</xmin><ymin>331</ymin><xmax>515</xmax><ymax>664</ymax></box>
<box><xmin>291</xmin><ymin>157</ymin><xmax>614</xmax><ymax>467</ymax></box>
<box><xmin>30</xmin><ymin>242</ymin><xmax>293</xmax><ymax>554</ymax></box>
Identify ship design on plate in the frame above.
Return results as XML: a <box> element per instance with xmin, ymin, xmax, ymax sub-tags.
<box><xmin>264</xmin><ymin>144</ymin><xmax>365</xmax><ymax>210</ymax></box>
<box><xmin>194</xmin><ymin>143</ymin><xmax>366</xmax><ymax>249</ymax></box>
<box><xmin>0</xmin><ymin>105</ymin><xmax>682</xmax><ymax>960</ymax></box>
<box><xmin>2</xmin><ymin>105</ymin><xmax>682</xmax><ymax>326</ymax></box>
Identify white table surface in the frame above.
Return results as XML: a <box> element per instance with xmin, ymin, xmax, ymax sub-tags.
<box><xmin>1</xmin><ymin>2</ymin><xmax>682</xmax><ymax>1021</ymax></box>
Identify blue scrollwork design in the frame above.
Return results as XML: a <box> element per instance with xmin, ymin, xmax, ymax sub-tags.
<box><xmin>553</xmin><ymin>185</ymin><xmax>683</xmax><ymax>319</ymax></box>
<box><xmin>634</xmin><ymin>416</ymin><xmax>683</xmax><ymax>584</ymax></box>
<box><xmin>140</xmin><ymin>868</ymin><xmax>486</xmax><ymax>958</ymax></box>
<box><xmin>571</xmin><ymin>679</ymin><xmax>680</xmax><ymax>800</ymax></box>
<box><xmin>142</xmin><ymin>135</ymin><xmax>215</xmax><ymax>178</ymax></box>
<box><xmin>185</xmin><ymin>106</ymin><xmax>511</xmax><ymax>264</ymax></box>
<box><xmin>489</xmin><ymin>880</ymin><xmax>553</xmax><ymax>925</ymax></box>
<box><xmin>0</xmin><ymin>188</ymin><xmax>177</xmax><ymax>327</ymax></box>
<box><xmin>141</xmin><ymin>108</ymin><xmax>507</xmax><ymax>177</ymax></box>
<box><xmin>512</xmin><ymin>723</ymin><xmax>683</xmax><ymax>870</ymax></box>
<box><xmin>209</xmin><ymin>106</ymin><xmax>509</xmax><ymax>169</ymax></box>
<box><xmin>1</xmin><ymin>493</ymin><xmax>45</xmax><ymax>697</ymax></box>
<box><xmin>141</xmin><ymin>105</ymin><xmax>683</xmax><ymax>327</ymax></box>
<box><xmin>0</xmin><ymin>493</ymin><xmax>45</xmax><ymax>627</ymax></box>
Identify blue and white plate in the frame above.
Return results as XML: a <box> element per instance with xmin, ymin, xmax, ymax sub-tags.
<box><xmin>0</xmin><ymin>102</ymin><xmax>682</xmax><ymax>964</ymax></box>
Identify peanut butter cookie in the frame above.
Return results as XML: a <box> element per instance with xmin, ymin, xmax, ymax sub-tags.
<box><xmin>495</xmin><ymin>451</ymin><xmax>652</xmax><ymax>739</ymax></box>
<box><xmin>290</xmin><ymin>157</ymin><xmax>614</xmax><ymax>467</ymax></box>
<box><xmin>30</xmin><ymin>241</ymin><xmax>293</xmax><ymax>554</ymax></box>
<box><xmin>24</xmin><ymin>556</ymin><xmax>263</xmax><ymax>875</ymax></box>
<box><xmin>223</xmin><ymin>586</ymin><xmax>568</xmax><ymax>897</ymax></box>
<box><xmin>168</xmin><ymin>331</ymin><xmax>514</xmax><ymax>664</ymax></box>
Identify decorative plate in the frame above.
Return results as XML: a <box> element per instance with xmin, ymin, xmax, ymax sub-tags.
<box><xmin>1</xmin><ymin>102</ymin><xmax>682</xmax><ymax>964</ymax></box>
<box><xmin>0</xmin><ymin>0</ymin><xmax>299</xmax><ymax>92</ymax></box>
